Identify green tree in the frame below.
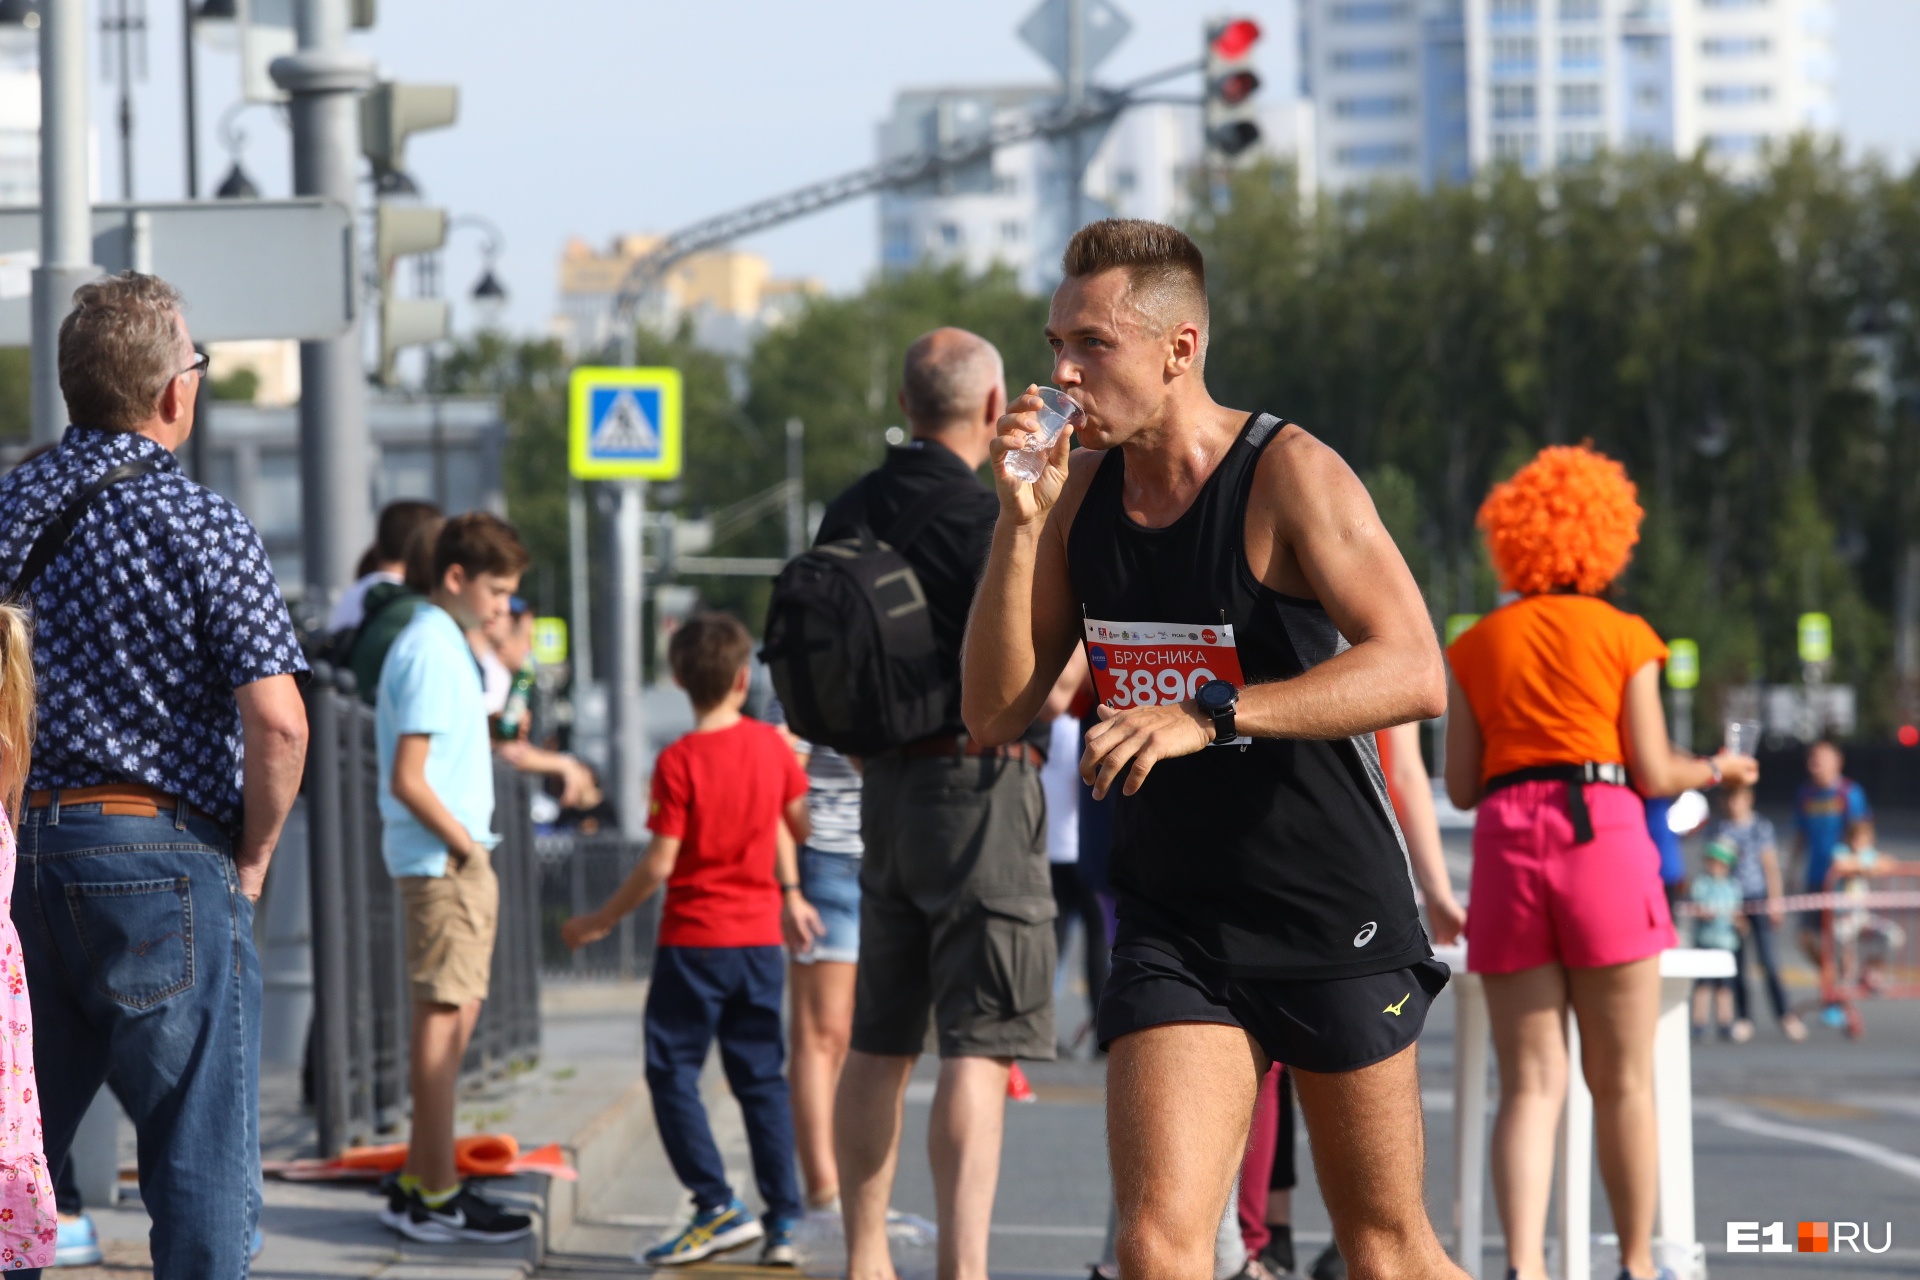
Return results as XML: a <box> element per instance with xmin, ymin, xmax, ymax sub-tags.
<box><xmin>1191</xmin><ymin>142</ymin><xmax>1919</xmax><ymax>736</ymax></box>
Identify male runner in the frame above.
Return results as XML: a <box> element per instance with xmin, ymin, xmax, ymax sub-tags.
<box><xmin>962</xmin><ymin>219</ymin><xmax>1464</xmax><ymax>1280</ymax></box>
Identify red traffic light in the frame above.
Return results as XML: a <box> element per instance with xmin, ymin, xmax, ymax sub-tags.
<box><xmin>1216</xmin><ymin>69</ymin><xmax>1261</xmax><ymax>105</ymax></box>
<box><xmin>1211</xmin><ymin>18</ymin><xmax>1262</xmax><ymax>61</ymax></box>
<box><xmin>1901</xmin><ymin>724</ymin><xmax>1919</xmax><ymax>747</ymax></box>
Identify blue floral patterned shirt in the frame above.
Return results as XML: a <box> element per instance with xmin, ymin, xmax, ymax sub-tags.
<box><xmin>0</xmin><ymin>426</ymin><xmax>307</xmax><ymax>828</ymax></box>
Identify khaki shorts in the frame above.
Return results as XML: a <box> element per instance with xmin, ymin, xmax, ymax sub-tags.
<box><xmin>398</xmin><ymin>848</ymin><xmax>499</xmax><ymax>1007</ymax></box>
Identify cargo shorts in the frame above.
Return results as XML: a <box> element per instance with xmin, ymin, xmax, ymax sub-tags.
<box><xmin>853</xmin><ymin>749</ymin><xmax>1057</xmax><ymax>1061</ymax></box>
<box><xmin>397</xmin><ymin>846</ymin><xmax>499</xmax><ymax>1008</ymax></box>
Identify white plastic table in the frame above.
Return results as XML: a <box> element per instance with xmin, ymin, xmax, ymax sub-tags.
<box><xmin>1435</xmin><ymin>943</ymin><xmax>1735</xmax><ymax>1280</ymax></box>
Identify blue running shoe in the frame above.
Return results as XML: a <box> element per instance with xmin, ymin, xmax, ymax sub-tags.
<box><xmin>1822</xmin><ymin>1003</ymin><xmax>1847</xmax><ymax>1028</ymax></box>
<box><xmin>760</xmin><ymin>1214</ymin><xmax>799</xmax><ymax>1267</ymax></box>
<box><xmin>54</xmin><ymin>1213</ymin><xmax>104</xmax><ymax>1267</ymax></box>
<box><xmin>640</xmin><ymin>1199</ymin><xmax>764</xmax><ymax>1266</ymax></box>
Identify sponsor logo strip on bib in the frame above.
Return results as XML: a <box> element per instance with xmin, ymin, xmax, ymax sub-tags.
<box><xmin>1082</xmin><ymin>617</ymin><xmax>1249</xmax><ymax>745</ymax></box>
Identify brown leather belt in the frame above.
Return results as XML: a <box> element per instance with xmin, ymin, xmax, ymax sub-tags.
<box><xmin>900</xmin><ymin>735</ymin><xmax>1044</xmax><ymax>767</ymax></box>
<box><xmin>28</xmin><ymin>783</ymin><xmax>187</xmax><ymax>819</ymax></box>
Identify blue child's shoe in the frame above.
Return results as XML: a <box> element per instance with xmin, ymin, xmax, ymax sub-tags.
<box><xmin>639</xmin><ymin>1198</ymin><xmax>764</xmax><ymax>1266</ymax></box>
<box><xmin>760</xmin><ymin>1214</ymin><xmax>799</xmax><ymax>1267</ymax></box>
<box><xmin>54</xmin><ymin>1212</ymin><xmax>104</xmax><ymax>1267</ymax></box>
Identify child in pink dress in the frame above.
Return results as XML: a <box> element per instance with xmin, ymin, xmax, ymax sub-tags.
<box><xmin>0</xmin><ymin>602</ymin><xmax>54</xmax><ymax>1270</ymax></box>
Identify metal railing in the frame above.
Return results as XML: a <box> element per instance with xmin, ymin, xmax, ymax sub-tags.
<box><xmin>301</xmin><ymin>666</ymin><xmax>543</xmax><ymax>1157</ymax></box>
<box><xmin>535</xmin><ymin>833</ymin><xmax>661</xmax><ymax>979</ymax></box>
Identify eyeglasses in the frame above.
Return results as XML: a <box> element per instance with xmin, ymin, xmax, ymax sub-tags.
<box><xmin>176</xmin><ymin>352</ymin><xmax>210</xmax><ymax>381</ymax></box>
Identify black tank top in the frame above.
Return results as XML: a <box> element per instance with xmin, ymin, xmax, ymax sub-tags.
<box><xmin>1067</xmin><ymin>412</ymin><xmax>1429</xmax><ymax>980</ymax></box>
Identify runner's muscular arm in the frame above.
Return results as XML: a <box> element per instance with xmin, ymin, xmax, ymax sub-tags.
<box><xmin>1238</xmin><ymin>430</ymin><xmax>1446</xmax><ymax>736</ymax></box>
<box><xmin>1081</xmin><ymin>428</ymin><xmax>1446</xmax><ymax>799</ymax></box>
<box><xmin>961</xmin><ymin>396</ymin><xmax>1096</xmax><ymax>746</ymax></box>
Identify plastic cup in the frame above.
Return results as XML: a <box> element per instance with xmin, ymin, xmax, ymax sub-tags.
<box><xmin>1725</xmin><ymin>718</ymin><xmax>1760</xmax><ymax>758</ymax></box>
<box><xmin>1003</xmin><ymin>387</ymin><xmax>1084</xmax><ymax>483</ymax></box>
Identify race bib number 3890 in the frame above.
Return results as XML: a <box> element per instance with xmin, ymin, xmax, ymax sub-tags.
<box><xmin>1083</xmin><ymin>617</ymin><xmax>1249</xmax><ymax>744</ymax></box>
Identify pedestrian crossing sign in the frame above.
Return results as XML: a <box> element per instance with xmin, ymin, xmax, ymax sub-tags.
<box><xmin>568</xmin><ymin>366</ymin><xmax>683</xmax><ymax>480</ymax></box>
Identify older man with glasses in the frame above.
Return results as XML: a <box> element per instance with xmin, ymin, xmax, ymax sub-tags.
<box><xmin>0</xmin><ymin>272</ymin><xmax>310</xmax><ymax>1278</ymax></box>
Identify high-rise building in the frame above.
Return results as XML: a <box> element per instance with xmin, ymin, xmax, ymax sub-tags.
<box><xmin>1298</xmin><ymin>0</ymin><xmax>1837</xmax><ymax>192</ymax></box>
<box><xmin>874</xmin><ymin>88</ymin><xmax>1214</xmax><ymax>294</ymax></box>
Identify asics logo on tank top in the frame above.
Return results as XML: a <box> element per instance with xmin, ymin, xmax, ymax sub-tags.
<box><xmin>1353</xmin><ymin>922</ymin><xmax>1378</xmax><ymax>947</ymax></box>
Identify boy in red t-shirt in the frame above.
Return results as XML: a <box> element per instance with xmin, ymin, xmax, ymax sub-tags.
<box><xmin>562</xmin><ymin>612</ymin><xmax>817</xmax><ymax>1266</ymax></box>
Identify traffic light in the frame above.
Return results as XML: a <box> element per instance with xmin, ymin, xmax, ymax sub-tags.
<box><xmin>360</xmin><ymin>81</ymin><xmax>458</xmax><ymax>195</ymax></box>
<box><xmin>1204</xmin><ymin>17</ymin><xmax>1262</xmax><ymax>159</ymax></box>
<box><xmin>376</xmin><ymin>203</ymin><xmax>450</xmax><ymax>384</ymax></box>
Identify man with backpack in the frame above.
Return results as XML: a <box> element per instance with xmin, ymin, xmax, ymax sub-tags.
<box><xmin>803</xmin><ymin>328</ymin><xmax>1056</xmax><ymax>1280</ymax></box>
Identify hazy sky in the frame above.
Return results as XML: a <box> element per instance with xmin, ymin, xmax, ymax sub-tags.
<box><xmin>93</xmin><ymin>0</ymin><xmax>1920</xmax><ymax>339</ymax></box>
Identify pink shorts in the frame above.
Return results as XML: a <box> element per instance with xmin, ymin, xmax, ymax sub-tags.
<box><xmin>1466</xmin><ymin>779</ymin><xmax>1676</xmax><ymax>974</ymax></box>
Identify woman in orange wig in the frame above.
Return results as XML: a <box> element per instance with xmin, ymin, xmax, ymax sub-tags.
<box><xmin>1443</xmin><ymin>445</ymin><xmax>1756</xmax><ymax>1280</ymax></box>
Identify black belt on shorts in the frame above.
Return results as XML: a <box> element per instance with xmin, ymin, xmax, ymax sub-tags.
<box><xmin>900</xmin><ymin>734</ymin><xmax>1044</xmax><ymax>768</ymax></box>
<box><xmin>1484</xmin><ymin>762</ymin><xmax>1629</xmax><ymax>846</ymax></box>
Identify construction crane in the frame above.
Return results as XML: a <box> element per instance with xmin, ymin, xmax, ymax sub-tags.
<box><xmin>609</xmin><ymin>59</ymin><xmax>1202</xmax><ymax>362</ymax></box>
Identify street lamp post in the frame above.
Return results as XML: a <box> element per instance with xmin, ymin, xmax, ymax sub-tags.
<box><xmin>31</xmin><ymin>0</ymin><xmax>99</xmax><ymax>446</ymax></box>
<box><xmin>271</xmin><ymin>0</ymin><xmax>374</xmax><ymax>618</ymax></box>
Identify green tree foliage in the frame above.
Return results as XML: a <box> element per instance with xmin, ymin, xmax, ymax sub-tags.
<box><xmin>0</xmin><ymin>349</ymin><xmax>31</xmax><ymax>438</ymax></box>
<box><xmin>209</xmin><ymin>367</ymin><xmax>259</xmax><ymax>403</ymax></box>
<box><xmin>1193</xmin><ymin>141</ymin><xmax>1920</xmax><ymax>733</ymax></box>
<box><xmin>688</xmin><ymin>264</ymin><xmax>1050</xmax><ymax>624</ymax></box>
<box><xmin>733</xmin><ymin>263</ymin><xmax>1051</xmax><ymax>515</ymax></box>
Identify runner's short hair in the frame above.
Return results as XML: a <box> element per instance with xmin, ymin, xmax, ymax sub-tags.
<box><xmin>432</xmin><ymin>512</ymin><xmax>530</xmax><ymax>587</ymax></box>
<box><xmin>668</xmin><ymin>612</ymin><xmax>754</xmax><ymax>710</ymax></box>
<box><xmin>59</xmin><ymin>272</ymin><xmax>188</xmax><ymax>432</ymax></box>
<box><xmin>1061</xmin><ymin>219</ymin><xmax>1209</xmax><ymax>343</ymax></box>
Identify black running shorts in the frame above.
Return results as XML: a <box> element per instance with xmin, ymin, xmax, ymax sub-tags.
<box><xmin>1095</xmin><ymin>927</ymin><xmax>1451</xmax><ymax>1073</ymax></box>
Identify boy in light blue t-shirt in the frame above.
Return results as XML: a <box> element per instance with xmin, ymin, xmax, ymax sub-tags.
<box><xmin>373</xmin><ymin>512</ymin><xmax>530</xmax><ymax>1245</ymax></box>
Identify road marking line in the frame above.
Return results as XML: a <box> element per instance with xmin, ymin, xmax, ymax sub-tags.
<box><xmin>1705</xmin><ymin>1102</ymin><xmax>1920</xmax><ymax>1181</ymax></box>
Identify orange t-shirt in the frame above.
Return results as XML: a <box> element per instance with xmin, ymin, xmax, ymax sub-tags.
<box><xmin>1446</xmin><ymin>594</ymin><xmax>1668</xmax><ymax>784</ymax></box>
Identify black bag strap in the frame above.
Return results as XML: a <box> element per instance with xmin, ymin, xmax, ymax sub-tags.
<box><xmin>11</xmin><ymin>459</ymin><xmax>160</xmax><ymax>597</ymax></box>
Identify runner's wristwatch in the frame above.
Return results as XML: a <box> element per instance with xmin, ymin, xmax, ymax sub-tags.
<box><xmin>1195</xmin><ymin>680</ymin><xmax>1239</xmax><ymax>745</ymax></box>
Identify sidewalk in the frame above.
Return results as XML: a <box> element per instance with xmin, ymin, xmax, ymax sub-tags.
<box><xmin>66</xmin><ymin>980</ymin><xmax>656</xmax><ymax>1279</ymax></box>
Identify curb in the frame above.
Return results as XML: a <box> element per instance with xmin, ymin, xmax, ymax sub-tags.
<box><xmin>543</xmin><ymin>1075</ymin><xmax>656</xmax><ymax>1255</ymax></box>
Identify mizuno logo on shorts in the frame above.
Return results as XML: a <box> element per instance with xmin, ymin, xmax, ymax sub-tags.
<box><xmin>1383</xmin><ymin>993</ymin><xmax>1411</xmax><ymax>1016</ymax></box>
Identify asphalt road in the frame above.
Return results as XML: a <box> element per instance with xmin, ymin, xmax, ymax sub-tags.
<box><xmin>542</xmin><ymin>805</ymin><xmax>1920</xmax><ymax>1278</ymax></box>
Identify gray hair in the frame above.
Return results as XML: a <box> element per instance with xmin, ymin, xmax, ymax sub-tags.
<box><xmin>900</xmin><ymin>327</ymin><xmax>1003</xmax><ymax>429</ymax></box>
<box><xmin>58</xmin><ymin>272</ymin><xmax>188</xmax><ymax>432</ymax></box>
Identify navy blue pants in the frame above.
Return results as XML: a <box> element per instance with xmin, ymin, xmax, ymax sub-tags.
<box><xmin>644</xmin><ymin>945</ymin><xmax>802</xmax><ymax>1221</ymax></box>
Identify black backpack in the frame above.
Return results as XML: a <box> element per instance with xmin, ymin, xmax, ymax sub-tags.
<box><xmin>761</xmin><ymin>480</ymin><xmax>968</xmax><ymax>756</ymax></box>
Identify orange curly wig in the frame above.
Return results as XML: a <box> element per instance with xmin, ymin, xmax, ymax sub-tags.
<box><xmin>1476</xmin><ymin>444</ymin><xmax>1643</xmax><ymax>596</ymax></box>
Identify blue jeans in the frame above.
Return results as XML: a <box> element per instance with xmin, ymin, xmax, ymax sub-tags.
<box><xmin>13</xmin><ymin>800</ymin><xmax>261</xmax><ymax>1280</ymax></box>
<box><xmin>644</xmin><ymin>945</ymin><xmax>801</xmax><ymax>1222</ymax></box>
